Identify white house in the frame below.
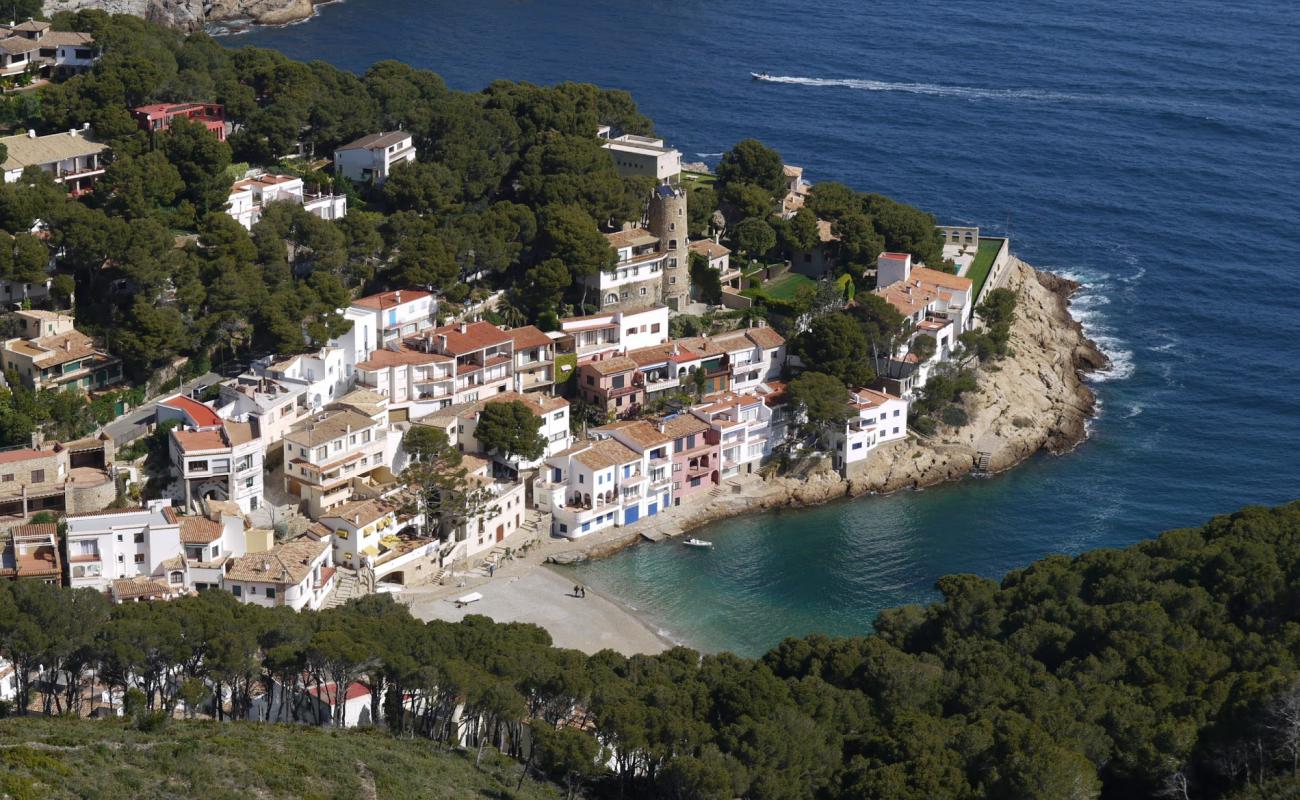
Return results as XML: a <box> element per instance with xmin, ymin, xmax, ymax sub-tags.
<box><xmin>875</xmin><ymin>251</ymin><xmax>974</xmax><ymax>335</ymax></box>
<box><xmin>533</xmin><ymin>438</ymin><xmax>668</xmax><ymax>539</ymax></box>
<box><xmin>598</xmin><ymin>128</ymin><xmax>681</xmax><ymax>183</ymax></box>
<box><xmin>223</xmin><ymin>536</ymin><xmax>335</xmax><ymax>612</ymax></box>
<box><xmin>333</xmin><ymin>131</ymin><xmax>415</xmax><ymax>186</ymax></box>
<box><xmin>315</xmin><ymin>499</ymin><xmax>399</xmax><ymax>572</ymax></box>
<box><xmin>335</xmin><ymin>289</ymin><xmax>437</xmax><ymax>359</ymax></box>
<box><xmin>560</xmin><ymin>306</ymin><xmax>669</xmax><ymax>362</ymax></box>
<box><xmin>0</xmin><ymin>21</ymin><xmax>98</xmax><ymax>79</ymax></box>
<box><xmin>159</xmin><ymin>395</ymin><xmax>264</xmax><ymax>514</ymax></box>
<box><xmin>709</xmin><ymin>326</ymin><xmax>787</xmax><ymax>394</ymax></box>
<box><xmin>353</xmin><ymin>345</ymin><xmax>455</xmax><ymax>422</ymax></box>
<box><xmin>252</xmin><ymin>347</ymin><xmax>350</xmax><ymax>413</ymax></box>
<box><xmin>282</xmin><ymin>406</ymin><xmax>393</xmax><ymax>517</ymax></box>
<box><xmin>63</xmin><ymin>501</ymin><xmax>179</xmax><ymax>594</ymax></box>
<box><xmin>226</xmin><ymin>173</ymin><xmax>347</xmax><ymax>231</ymax></box>
<box><xmin>691</xmin><ymin>392</ymin><xmax>774</xmax><ymax>478</ymax></box>
<box><xmin>0</xmin><ymin>127</ymin><xmax>107</xmax><ymax>196</ymax></box>
<box><xmin>831</xmin><ymin>388</ymin><xmax>909</xmax><ymax>474</ymax></box>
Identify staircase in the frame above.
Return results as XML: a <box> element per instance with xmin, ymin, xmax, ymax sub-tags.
<box><xmin>322</xmin><ymin>570</ymin><xmax>365</xmax><ymax>609</ymax></box>
<box><xmin>974</xmin><ymin>451</ymin><xmax>993</xmax><ymax>474</ymax></box>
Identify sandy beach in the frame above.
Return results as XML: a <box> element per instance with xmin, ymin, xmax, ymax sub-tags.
<box><xmin>401</xmin><ymin>564</ymin><xmax>670</xmax><ymax>656</ymax></box>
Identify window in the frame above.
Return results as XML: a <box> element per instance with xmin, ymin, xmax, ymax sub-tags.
<box><xmin>134</xmin><ymin>532</ymin><xmax>144</xmax><ymax>543</ymax></box>
<box><xmin>245</xmin><ymin>477</ymin><xmax>255</xmax><ymax>488</ymax></box>
<box><xmin>558</xmin><ymin>523</ymin><xmax>568</xmax><ymax>534</ymax></box>
<box><xmin>1</xmin><ymin>474</ymin><xmax>10</xmax><ymax>482</ymax></box>
<box><xmin>639</xmin><ymin>287</ymin><xmax>648</xmax><ymax>296</ymax></box>
<box><xmin>231</xmin><ymin>584</ymin><xmax>241</xmax><ymax>597</ymax></box>
<box><xmin>116</xmin><ymin>534</ymin><xmax>123</xmax><ymax>542</ymax></box>
<box><xmin>169</xmin><ymin>571</ymin><xmax>183</xmax><ymax>585</ymax></box>
<box><xmin>893</xmin><ymin>427</ymin><xmax>900</xmax><ymax>434</ymax></box>
<box><xmin>651</xmin><ymin>323</ymin><xmax>661</xmax><ymax>333</ymax></box>
<box><xmin>249</xmin><ymin>586</ymin><xmax>258</xmax><ymax>595</ymax></box>
<box><xmin>852</xmin><ymin>442</ymin><xmax>863</xmax><ymax>450</ymax></box>
<box><xmin>893</xmin><ymin>409</ymin><xmax>900</xmax><ymax>417</ymax></box>
<box><xmin>31</xmin><ymin>469</ymin><xmax>44</xmax><ymax>483</ymax></box>
<box><xmin>266</xmin><ymin>587</ymin><xmax>277</xmax><ymax>599</ymax></box>
<box><xmin>669</xmin><ymin>276</ymin><xmax>677</xmax><ymax>285</ymax></box>
<box><xmin>134</xmin><ymin>554</ymin><xmax>144</xmax><ymax>564</ymax></box>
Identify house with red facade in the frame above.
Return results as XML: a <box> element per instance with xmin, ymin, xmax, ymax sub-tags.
<box><xmin>132</xmin><ymin>102</ymin><xmax>227</xmax><ymax>141</ymax></box>
<box><xmin>577</xmin><ymin>356</ymin><xmax>644</xmax><ymax>420</ymax></box>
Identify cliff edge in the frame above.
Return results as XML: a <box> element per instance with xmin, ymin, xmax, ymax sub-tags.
<box><xmin>43</xmin><ymin>0</ymin><xmax>329</xmax><ymax>31</ymax></box>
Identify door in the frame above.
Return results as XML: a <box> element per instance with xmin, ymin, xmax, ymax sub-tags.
<box><xmin>647</xmin><ymin>503</ymin><xmax>657</xmax><ymax>517</ymax></box>
<box><xmin>495</xmin><ymin>525</ymin><xmax>504</xmax><ymax>542</ymax></box>
<box><xmin>624</xmin><ymin>505</ymin><xmax>640</xmax><ymax>525</ymax></box>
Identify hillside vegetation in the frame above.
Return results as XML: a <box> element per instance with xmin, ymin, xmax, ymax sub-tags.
<box><xmin>4</xmin><ymin>504</ymin><xmax>1300</xmax><ymax>797</ymax></box>
<box><xmin>0</xmin><ymin>716</ymin><xmax>562</xmax><ymax>800</ymax></box>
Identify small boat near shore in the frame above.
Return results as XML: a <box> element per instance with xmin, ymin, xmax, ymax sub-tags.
<box><xmin>683</xmin><ymin>538</ymin><xmax>714</xmax><ymax>549</ymax></box>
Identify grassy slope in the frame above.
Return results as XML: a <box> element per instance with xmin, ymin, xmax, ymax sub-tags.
<box><xmin>0</xmin><ymin>717</ymin><xmax>563</xmax><ymax>800</ymax></box>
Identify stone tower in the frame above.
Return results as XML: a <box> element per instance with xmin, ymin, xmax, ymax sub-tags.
<box><xmin>647</xmin><ymin>184</ymin><xmax>690</xmax><ymax>311</ymax></box>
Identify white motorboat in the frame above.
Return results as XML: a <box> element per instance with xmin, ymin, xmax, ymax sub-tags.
<box><xmin>683</xmin><ymin>538</ymin><xmax>714</xmax><ymax>549</ymax></box>
<box><xmin>751</xmin><ymin>71</ymin><xmax>772</xmax><ymax>81</ymax></box>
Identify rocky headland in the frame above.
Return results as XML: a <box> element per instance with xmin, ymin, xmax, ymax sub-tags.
<box><xmin>44</xmin><ymin>0</ymin><xmax>336</xmax><ymax>31</ymax></box>
<box><xmin>549</xmin><ymin>257</ymin><xmax>1109</xmax><ymax>563</ymax></box>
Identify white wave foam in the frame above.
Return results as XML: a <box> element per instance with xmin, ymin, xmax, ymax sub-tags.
<box><xmin>754</xmin><ymin>74</ymin><xmax>1089</xmax><ymax>103</ymax></box>
<box><xmin>695</xmin><ymin>152</ymin><xmax>723</xmax><ymax>158</ymax></box>
<box><xmin>1088</xmin><ymin>334</ymin><xmax>1135</xmax><ymax>383</ymax></box>
<box><xmin>1126</xmin><ymin>403</ymin><xmax>1144</xmax><ymax>418</ymax></box>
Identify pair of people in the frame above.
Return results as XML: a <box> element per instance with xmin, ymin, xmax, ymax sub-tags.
<box><xmin>573</xmin><ymin>585</ymin><xmax>586</xmax><ymax>598</ymax></box>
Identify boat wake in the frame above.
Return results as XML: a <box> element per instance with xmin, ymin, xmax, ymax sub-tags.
<box><xmin>753</xmin><ymin>74</ymin><xmax>1088</xmax><ymax>103</ymax></box>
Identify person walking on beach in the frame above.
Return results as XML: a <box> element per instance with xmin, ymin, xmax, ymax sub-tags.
<box><xmin>573</xmin><ymin>584</ymin><xmax>581</xmax><ymax>597</ymax></box>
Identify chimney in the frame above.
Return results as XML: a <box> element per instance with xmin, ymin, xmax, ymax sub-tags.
<box><xmin>458</xmin><ymin>322</ymin><xmax>467</xmax><ymax>334</ymax></box>
<box><xmin>395</xmin><ymin>290</ymin><xmax>401</xmax><ymax>303</ymax></box>
<box><xmin>354</xmin><ymin>514</ymin><xmax>360</xmax><ymax>525</ymax></box>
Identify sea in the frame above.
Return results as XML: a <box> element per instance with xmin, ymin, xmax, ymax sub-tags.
<box><xmin>230</xmin><ymin>0</ymin><xmax>1300</xmax><ymax>657</ymax></box>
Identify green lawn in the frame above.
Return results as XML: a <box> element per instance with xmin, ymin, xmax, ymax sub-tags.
<box><xmin>966</xmin><ymin>238</ymin><xmax>1005</xmax><ymax>301</ymax></box>
<box><xmin>744</xmin><ymin>271</ymin><xmax>816</xmax><ymax>302</ymax></box>
<box><xmin>0</xmin><ymin>717</ymin><xmax>564</xmax><ymax>800</ymax></box>
<box><xmin>680</xmin><ymin>169</ymin><xmax>716</xmax><ymax>187</ymax></box>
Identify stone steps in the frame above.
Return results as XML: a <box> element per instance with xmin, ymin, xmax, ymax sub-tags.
<box><xmin>322</xmin><ymin>570</ymin><xmax>365</xmax><ymax>609</ymax></box>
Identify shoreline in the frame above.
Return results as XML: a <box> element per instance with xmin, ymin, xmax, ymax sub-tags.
<box><xmin>546</xmin><ymin>257</ymin><xmax>1109</xmax><ymax>564</ymax></box>
<box><xmin>394</xmin><ymin>257</ymin><xmax>1106</xmax><ymax>656</ymax></box>
<box><xmin>205</xmin><ymin>0</ymin><xmax>345</xmax><ymax>36</ymax></box>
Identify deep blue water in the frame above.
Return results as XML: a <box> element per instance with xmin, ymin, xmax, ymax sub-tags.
<box><xmin>232</xmin><ymin>0</ymin><xmax>1300</xmax><ymax>657</ymax></box>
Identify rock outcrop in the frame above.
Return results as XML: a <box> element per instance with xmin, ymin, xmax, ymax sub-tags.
<box><xmin>44</xmin><ymin>0</ymin><xmax>330</xmax><ymax>31</ymax></box>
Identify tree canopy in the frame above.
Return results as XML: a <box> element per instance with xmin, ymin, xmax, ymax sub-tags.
<box><xmin>9</xmin><ymin>498</ymin><xmax>1300</xmax><ymax>798</ymax></box>
<box><xmin>474</xmin><ymin>400</ymin><xmax>547</xmax><ymax>463</ymax></box>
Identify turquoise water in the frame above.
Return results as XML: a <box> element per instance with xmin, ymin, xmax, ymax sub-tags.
<box><xmin>233</xmin><ymin>0</ymin><xmax>1300</xmax><ymax>656</ymax></box>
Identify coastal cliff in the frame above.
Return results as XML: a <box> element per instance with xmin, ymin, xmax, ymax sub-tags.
<box><xmin>553</xmin><ymin>258</ymin><xmax>1108</xmax><ymax>561</ymax></box>
<box><xmin>43</xmin><ymin>0</ymin><xmax>330</xmax><ymax>30</ymax></box>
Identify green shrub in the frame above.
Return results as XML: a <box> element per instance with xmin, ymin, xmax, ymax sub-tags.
<box><xmin>940</xmin><ymin>406</ymin><xmax>969</xmax><ymax>428</ymax></box>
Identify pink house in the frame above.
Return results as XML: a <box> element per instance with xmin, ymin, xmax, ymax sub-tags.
<box><xmin>659</xmin><ymin>413</ymin><xmax>719</xmax><ymax>505</ymax></box>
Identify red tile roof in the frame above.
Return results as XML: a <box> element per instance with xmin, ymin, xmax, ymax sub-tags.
<box><xmin>351</xmin><ymin>289</ymin><xmax>431</xmax><ymax>311</ymax></box>
<box><xmin>160</xmin><ymin>395</ymin><xmax>222</xmax><ymax>427</ymax></box>
<box><xmin>428</xmin><ymin>321</ymin><xmax>511</xmax><ymax>355</ymax></box>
